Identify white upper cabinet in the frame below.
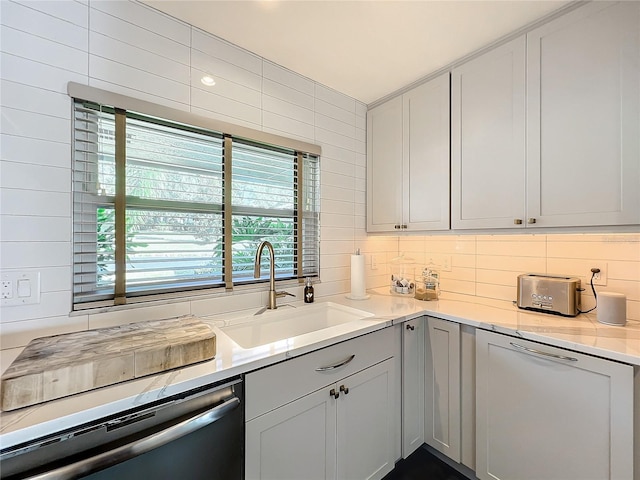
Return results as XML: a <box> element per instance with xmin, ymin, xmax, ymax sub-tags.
<box><xmin>402</xmin><ymin>75</ymin><xmax>451</xmax><ymax>231</ymax></box>
<box><xmin>367</xmin><ymin>73</ymin><xmax>450</xmax><ymax>232</ymax></box>
<box><xmin>526</xmin><ymin>1</ymin><xmax>640</xmax><ymax>227</ymax></box>
<box><xmin>451</xmin><ymin>36</ymin><xmax>526</xmax><ymax>230</ymax></box>
<box><xmin>367</xmin><ymin>96</ymin><xmax>403</xmax><ymax>232</ymax></box>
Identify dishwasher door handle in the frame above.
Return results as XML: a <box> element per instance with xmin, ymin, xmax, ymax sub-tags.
<box><xmin>26</xmin><ymin>396</ymin><xmax>241</xmax><ymax>480</ymax></box>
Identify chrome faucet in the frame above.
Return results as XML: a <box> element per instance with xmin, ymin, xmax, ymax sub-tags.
<box><xmin>254</xmin><ymin>240</ymin><xmax>295</xmax><ymax>309</ymax></box>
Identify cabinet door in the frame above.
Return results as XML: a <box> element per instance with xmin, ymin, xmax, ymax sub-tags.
<box><xmin>367</xmin><ymin>97</ymin><xmax>403</xmax><ymax>232</ymax></box>
<box><xmin>245</xmin><ymin>387</ymin><xmax>337</xmax><ymax>480</ymax></box>
<box><xmin>476</xmin><ymin>330</ymin><xmax>633</xmax><ymax>480</ymax></box>
<box><xmin>527</xmin><ymin>1</ymin><xmax>640</xmax><ymax>227</ymax></box>
<box><xmin>337</xmin><ymin>358</ymin><xmax>395</xmax><ymax>480</ymax></box>
<box><xmin>401</xmin><ymin>318</ymin><xmax>425</xmax><ymax>458</ymax></box>
<box><xmin>424</xmin><ymin>317</ymin><xmax>461</xmax><ymax>462</ymax></box>
<box><xmin>403</xmin><ymin>73</ymin><xmax>451</xmax><ymax>231</ymax></box>
<box><xmin>451</xmin><ymin>36</ymin><xmax>526</xmax><ymax>229</ymax></box>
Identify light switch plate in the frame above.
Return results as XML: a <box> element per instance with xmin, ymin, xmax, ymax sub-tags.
<box><xmin>1</xmin><ymin>272</ymin><xmax>40</xmax><ymax>306</ymax></box>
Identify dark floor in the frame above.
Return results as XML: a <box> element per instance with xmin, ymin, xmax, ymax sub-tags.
<box><xmin>383</xmin><ymin>447</ymin><xmax>470</xmax><ymax>480</ymax></box>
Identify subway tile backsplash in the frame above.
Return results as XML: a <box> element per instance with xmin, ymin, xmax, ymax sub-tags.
<box><xmin>1</xmin><ymin>1</ymin><xmax>639</xmax><ymax>353</ymax></box>
<box><xmin>363</xmin><ymin>234</ymin><xmax>640</xmax><ymax>321</ymax></box>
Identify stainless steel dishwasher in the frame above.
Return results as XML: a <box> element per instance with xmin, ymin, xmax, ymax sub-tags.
<box><xmin>0</xmin><ymin>377</ymin><xmax>243</xmax><ymax>480</ymax></box>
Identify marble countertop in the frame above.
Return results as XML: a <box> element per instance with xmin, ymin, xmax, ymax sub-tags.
<box><xmin>1</xmin><ymin>289</ymin><xmax>639</xmax><ymax>450</ymax></box>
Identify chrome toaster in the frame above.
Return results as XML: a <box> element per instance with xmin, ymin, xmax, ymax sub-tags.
<box><xmin>517</xmin><ymin>274</ymin><xmax>581</xmax><ymax>317</ymax></box>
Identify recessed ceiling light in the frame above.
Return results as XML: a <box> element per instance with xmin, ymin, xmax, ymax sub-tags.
<box><xmin>201</xmin><ymin>75</ymin><xmax>216</xmax><ymax>87</ymax></box>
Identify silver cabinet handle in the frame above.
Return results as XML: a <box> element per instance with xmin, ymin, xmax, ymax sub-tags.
<box><xmin>527</xmin><ymin>218</ymin><xmax>537</xmax><ymax>224</ymax></box>
<box><xmin>26</xmin><ymin>396</ymin><xmax>241</xmax><ymax>480</ymax></box>
<box><xmin>315</xmin><ymin>354</ymin><xmax>355</xmax><ymax>372</ymax></box>
<box><xmin>514</xmin><ymin>219</ymin><xmax>523</xmax><ymax>225</ymax></box>
<box><xmin>510</xmin><ymin>342</ymin><xmax>578</xmax><ymax>362</ymax></box>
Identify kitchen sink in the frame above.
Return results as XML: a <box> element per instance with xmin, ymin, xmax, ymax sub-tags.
<box><xmin>219</xmin><ymin>302</ymin><xmax>376</xmax><ymax>349</ymax></box>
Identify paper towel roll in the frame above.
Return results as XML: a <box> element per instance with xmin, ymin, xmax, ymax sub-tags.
<box><xmin>597</xmin><ymin>292</ymin><xmax>627</xmax><ymax>326</ymax></box>
<box><xmin>349</xmin><ymin>254</ymin><xmax>367</xmax><ymax>299</ymax></box>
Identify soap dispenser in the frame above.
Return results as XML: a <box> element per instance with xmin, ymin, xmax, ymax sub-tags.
<box><xmin>304</xmin><ymin>278</ymin><xmax>314</xmax><ymax>303</ymax></box>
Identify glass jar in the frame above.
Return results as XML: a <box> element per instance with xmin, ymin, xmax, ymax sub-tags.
<box><xmin>389</xmin><ymin>254</ymin><xmax>416</xmax><ymax>295</ymax></box>
<box><xmin>415</xmin><ymin>266</ymin><xmax>440</xmax><ymax>301</ymax></box>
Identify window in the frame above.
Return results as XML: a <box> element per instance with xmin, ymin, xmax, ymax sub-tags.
<box><xmin>72</xmin><ymin>98</ymin><xmax>319</xmax><ymax>309</ymax></box>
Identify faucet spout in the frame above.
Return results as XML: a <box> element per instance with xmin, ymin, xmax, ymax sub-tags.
<box><xmin>254</xmin><ymin>241</ymin><xmax>277</xmax><ymax>309</ymax></box>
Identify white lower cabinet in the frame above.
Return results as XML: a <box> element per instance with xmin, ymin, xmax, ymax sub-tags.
<box><xmin>476</xmin><ymin>329</ymin><xmax>634</xmax><ymax>480</ymax></box>
<box><xmin>401</xmin><ymin>317</ymin><xmax>425</xmax><ymax>458</ymax></box>
<box><xmin>245</xmin><ymin>328</ymin><xmax>396</xmax><ymax>480</ymax></box>
<box><xmin>424</xmin><ymin>317</ymin><xmax>461</xmax><ymax>462</ymax></box>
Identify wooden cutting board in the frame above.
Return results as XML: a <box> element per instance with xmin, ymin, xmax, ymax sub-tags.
<box><xmin>1</xmin><ymin>315</ymin><xmax>216</xmax><ymax>411</ymax></box>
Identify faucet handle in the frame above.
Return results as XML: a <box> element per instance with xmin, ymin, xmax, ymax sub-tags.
<box><xmin>276</xmin><ymin>290</ymin><xmax>295</xmax><ymax>298</ymax></box>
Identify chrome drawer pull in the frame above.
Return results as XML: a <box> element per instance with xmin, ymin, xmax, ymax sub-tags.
<box><xmin>510</xmin><ymin>342</ymin><xmax>578</xmax><ymax>362</ymax></box>
<box><xmin>315</xmin><ymin>354</ymin><xmax>356</xmax><ymax>372</ymax></box>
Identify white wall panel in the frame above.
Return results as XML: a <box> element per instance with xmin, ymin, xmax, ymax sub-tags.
<box><xmin>89</xmin><ymin>32</ymin><xmax>190</xmax><ymax>82</ymax></box>
<box><xmin>323</xmin><ymin>171</ymin><xmax>355</xmax><ymax>190</ymax></box>
<box><xmin>90</xmin><ymin>1</ymin><xmax>189</xmax><ymax>45</ymax></box>
<box><xmin>190</xmin><ymin>87</ymin><xmax>261</xmax><ymax>126</ymax></box>
<box><xmin>0</xmin><ymin>189</ymin><xmax>70</xmax><ymax>217</ymax></box>
<box><xmin>89</xmin><ymin>56</ymin><xmax>190</xmax><ymax>105</ymax></box>
<box><xmin>262</xmin><ymin>111</ymin><xmax>314</xmax><ymax>142</ymax></box>
<box><xmin>262</xmin><ymin>78</ymin><xmax>314</xmax><ymax>110</ymax></box>
<box><xmin>0</xmin><ymin>135</ymin><xmax>70</xmax><ymax>168</ymax></box>
<box><xmin>0</xmin><ymin>291</ymin><xmax>72</xmax><ymax>323</ymax></box>
<box><xmin>192</xmin><ymin>29</ymin><xmax>261</xmax><ymax>74</ymax></box>
<box><xmin>0</xmin><ymin>241</ymin><xmax>70</xmax><ymax>269</ymax></box>
<box><xmin>190</xmin><ymin>67</ymin><xmax>261</xmax><ymax>106</ymax></box>
<box><xmin>315</xmin><ymin>84</ymin><xmax>355</xmax><ymax>113</ymax></box>
<box><xmin>2</xmin><ymin>1</ymin><xmax>88</xmax><ymax>49</ymax></box>
<box><xmin>322</xmin><ymin>144</ymin><xmax>356</xmax><ymax>164</ymax></box>
<box><xmin>315</xmin><ymin>127</ymin><xmax>355</xmax><ymax>152</ymax></box>
<box><xmin>322</xmin><ymin>199</ymin><xmax>355</xmax><ymax>216</ymax></box>
<box><xmin>192</xmin><ymin>51</ymin><xmax>262</xmax><ymax>93</ymax></box>
<box><xmin>321</xmin><ymin>157</ymin><xmax>355</xmax><ymax>177</ymax></box>
<box><xmin>262</xmin><ymin>94</ymin><xmax>314</xmax><ymax>125</ymax></box>
<box><xmin>0</xmin><ymin>53</ymin><xmax>87</xmax><ymax>93</ymax></box>
<box><xmin>1</xmin><ymin>108</ymin><xmax>70</xmax><ymax>144</ymax></box>
<box><xmin>89</xmin><ymin>9</ymin><xmax>189</xmax><ymax>65</ymax></box>
<box><xmin>321</xmin><ymin>212</ymin><xmax>358</xmax><ymax>228</ymax></box>
<box><xmin>315</xmin><ymin>112</ymin><xmax>356</xmax><ymax>138</ymax></box>
<box><xmin>263</xmin><ymin>61</ymin><xmax>314</xmax><ymax>96</ymax></box>
<box><xmin>321</xmin><ymin>185</ymin><xmax>354</xmax><ymax>204</ymax></box>
<box><xmin>190</xmin><ymin>106</ymin><xmax>260</xmax><ymax>131</ymax></box>
<box><xmin>88</xmin><ymin>79</ymin><xmax>189</xmax><ymax>112</ymax></box>
<box><xmin>1</xmin><ymin>81</ymin><xmax>71</xmax><ymax>119</ymax></box>
<box><xmin>12</xmin><ymin>0</ymin><xmax>88</xmax><ymax>28</ymax></box>
<box><xmin>1</xmin><ymin>215</ymin><xmax>71</xmax><ymax>242</ymax></box>
<box><xmin>1</xmin><ymin>26</ymin><xmax>86</xmax><ymax>74</ymax></box>
<box><xmin>315</xmin><ymin>98</ymin><xmax>356</xmax><ymax>126</ymax></box>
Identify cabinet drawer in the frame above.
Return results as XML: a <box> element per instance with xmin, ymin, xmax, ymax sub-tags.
<box><xmin>246</xmin><ymin>327</ymin><xmax>394</xmax><ymax>421</ymax></box>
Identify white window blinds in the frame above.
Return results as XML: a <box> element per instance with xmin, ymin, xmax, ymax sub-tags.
<box><xmin>72</xmin><ymin>100</ymin><xmax>319</xmax><ymax>308</ymax></box>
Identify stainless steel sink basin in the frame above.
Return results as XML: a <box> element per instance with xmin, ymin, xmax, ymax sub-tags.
<box><xmin>219</xmin><ymin>302</ymin><xmax>375</xmax><ymax>349</ymax></box>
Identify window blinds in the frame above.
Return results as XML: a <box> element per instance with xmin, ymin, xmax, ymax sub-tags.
<box><xmin>72</xmin><ymin>101</ymin><xmax>319</xmax><ymax>308</ymax></box>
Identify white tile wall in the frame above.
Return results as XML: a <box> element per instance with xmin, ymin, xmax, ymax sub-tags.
<box><xmin>1</xmin><ymin>0</ymin><xmax>639</xmax><ymax>352</ymax></box>
<box><xmin>0</xmin><ymin>0</ymin><xmax>364</xmax><ymax>348</ymax></box>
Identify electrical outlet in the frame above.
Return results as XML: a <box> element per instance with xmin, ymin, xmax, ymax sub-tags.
<box><xmin>1</xmin><ymin>281</ymin><xmax>13</xmax><ymax>299</ymax></box>
<box><xmin>442</xmin><ymin>255</ymin><xmax>452</xmax><ymax>272</ymax></box>
<box><xmin>427</xmin><ymin>255</ymin><xmax>452</xmax><ymax>272</ymax></box>
<box><xmin>371</xmin><ymin>254</ymin><xmax>378</xmax><ymax>270</ymax></box>
<box><xmin>591</xmin><ymin>263</ymin><xmax>608</xmax><ymax>286</ymax></box>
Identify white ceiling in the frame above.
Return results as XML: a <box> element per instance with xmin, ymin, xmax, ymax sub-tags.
<box><xmin>144</xmin><ymin>0</ymin><xmax>570</xmax><ymax>105</ymax></box>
